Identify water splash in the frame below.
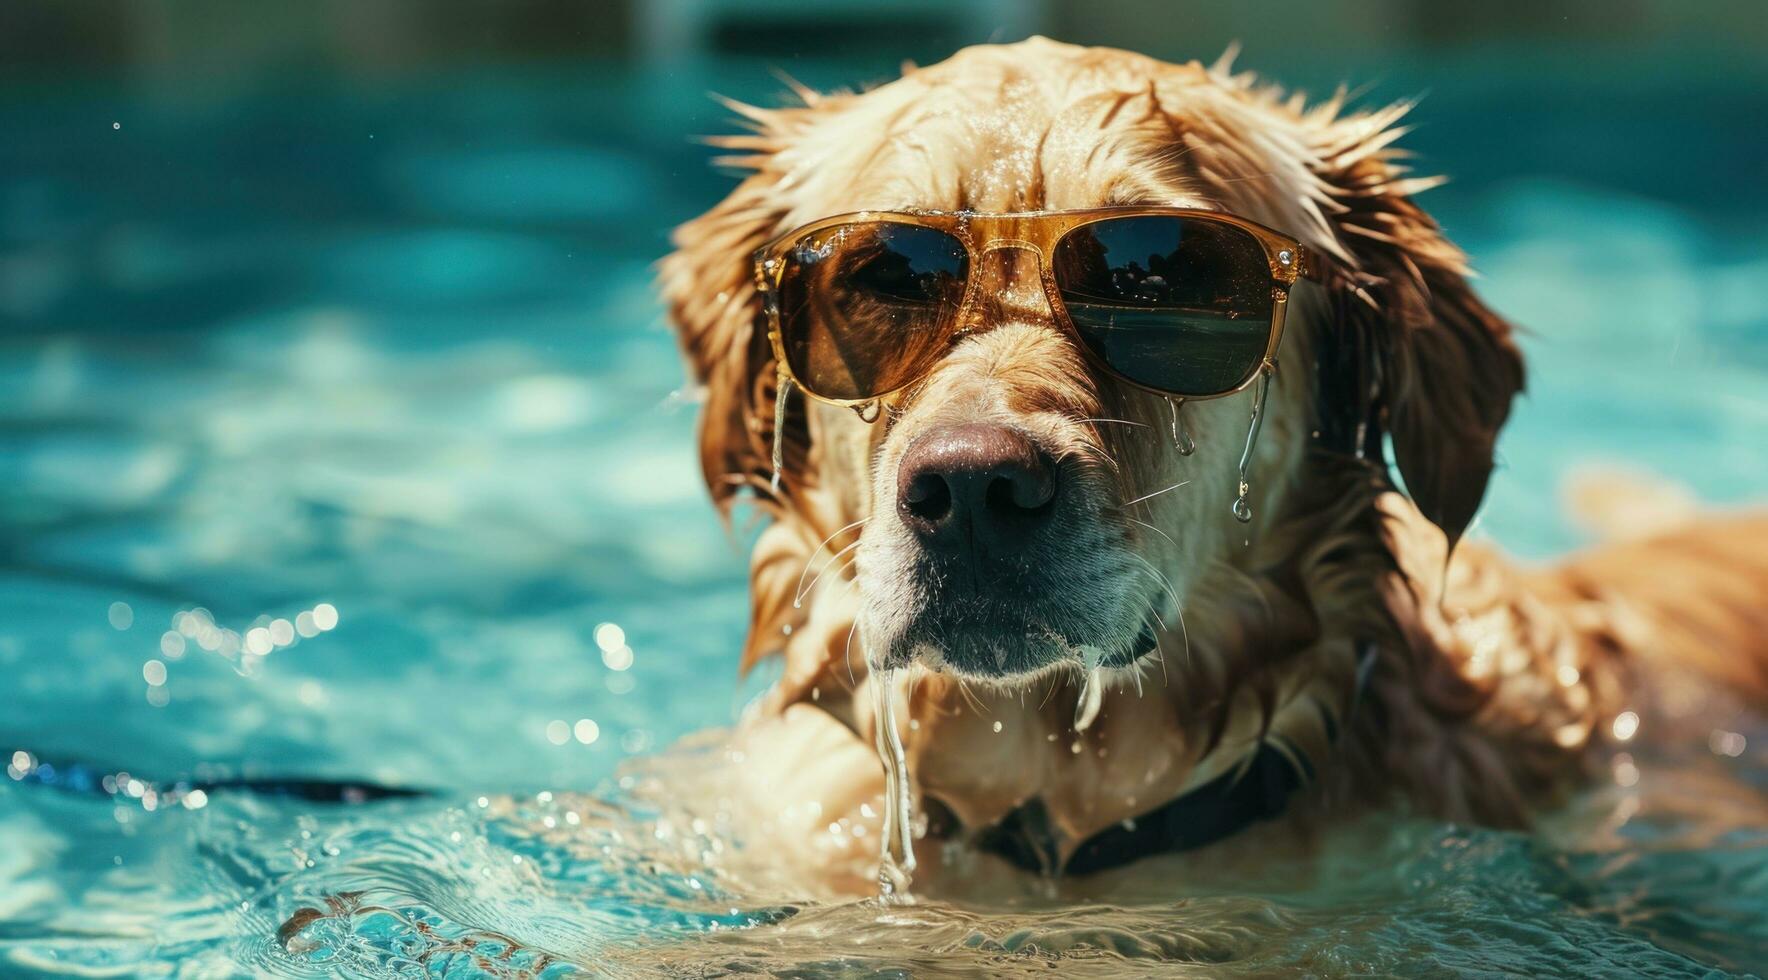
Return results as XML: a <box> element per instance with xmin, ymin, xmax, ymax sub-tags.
<box><xmin>1232</xmin><ymin>367</ymin><xmax>1273</xmax><ymax>524</ymax></box>
<box><xmin>869</xmin><ymin>667</ymin><xmax>917</xmax><ymax>897</ymax></box>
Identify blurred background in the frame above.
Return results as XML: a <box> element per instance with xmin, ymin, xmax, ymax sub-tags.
<box><xmin>1</xmin><ymin>1</ymin><xmax>1765</xmax><ymax>973</ymax></box>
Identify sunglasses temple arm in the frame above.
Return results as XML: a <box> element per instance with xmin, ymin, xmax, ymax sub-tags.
<box><xmin>1297</xmin><ymin>248</ymin><xmax>1323</xmax><ymax>282</ymax></box>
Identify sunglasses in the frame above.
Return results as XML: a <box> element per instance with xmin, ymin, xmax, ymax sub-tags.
<box><xmin>753</xmin><ymin>208</ymin><xmax>1318</xmax><ymax>408</ymax></box>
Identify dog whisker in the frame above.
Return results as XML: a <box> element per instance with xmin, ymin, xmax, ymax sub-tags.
<box><xmin>1146</xmin><ymin>603</ymin><xmax>1174</xmax><ymax>682</ymax></box>
<box><xmin>1129</xmin><ymin>554</ymin><xmax>1183</xmax><ymax>616</ymax></box>
<box><xmin>795</xmin><ymin>539</ymin><xmax>863</xmax><ymax>607</ymax></box>
<box><xmin>1124</xmin><ymin>516</ymin><xmax>1176</xmax><ymax>549</ymax></box>
<box><xmin>1169</xmin><ymin>599</ymin><xmax>1192</xmax><ymax>669</ymax></box>
<box><xmin>957</xmin><ymin>677</ymin><xmax>986</xmax><ymax>715</ymax></box>
<box><xmin>1128</xmin><ymin>555</ymin><xmax>1190</xmax><ymax>671</ymax></box>
<box><xmin>1076</xmin><ymin>417</ymin><xmax>1149</xmax><ymax>428</ymax></box>
<box><xmin>794</xmin><ymin>518</ymin><xmax>868</xmax><ymax>602</ymax></box>
<box><xmin>1121</xmin><ymin>480</ymin><xmax>1191</xmax><ymax>508</ymax></box>
<box><xmin>843</xmin><ymin>617</ymin><xmax>861</xmax><ymax>690</ymax></box>
<box><xmin>1037</xmin><ymin>671</ymin><xmax>1063</xmax><ymax>711</ymax></box>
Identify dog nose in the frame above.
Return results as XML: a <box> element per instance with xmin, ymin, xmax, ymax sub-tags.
<box><xmin>897</xmin><ymin>423</ymin><xmax>1057</xmax><ymax>555</ymax></box>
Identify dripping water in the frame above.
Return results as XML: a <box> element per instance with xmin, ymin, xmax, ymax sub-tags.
<box><xmin>1166</xmin><ymin>398</ymin><xmax>1195</xmax><ymax>456</ymax></box>
<box><xmin>1232</xmin><ymin>367</ymin><xmax>1273</xmax><ymax>524</ymax></box>
<box><xmin>870</xmin><ymin>666</ymin><xmax>916</xmax><ymax>897</ymax></box>
<box><xmin>1074</xmin><ymin>649</ymin><xmax>1104</xmax><ymax>732</ymax></box>
<box><xmin>771</xmin><ymin>373</ymin><xmax>794</xmax><ymax>492</ymax></box>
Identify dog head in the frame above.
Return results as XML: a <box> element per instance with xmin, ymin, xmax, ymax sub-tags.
<box><xmin>662</xmin><ymin>39</ymin><xmax>1522</xmax><ymax>692</ymax></box>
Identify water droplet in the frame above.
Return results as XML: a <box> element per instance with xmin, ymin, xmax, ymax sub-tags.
<box><xmin>1166</xmin><ymin>398</ymin><xmax>1195</xmax><ymax>455</ymax></box>
<box><xmin>1232</xmin><ymin>489</ymin><xmax>1253</xmax><ymax>524</ymax></box>
<box><xmin>1074</xmin><ymin>665</ymin><xmax>1104</xmax><ymax>732</ymax></box>
<box><xmin>771</xmin><ymin>372</ymin><xmax>794</xmax><ymax>492</ymax></box>
<box><xmin>870</xmin><ymin>667</ymin><xmax>917</xmax><ymax>895</ymax></box>
<box><xmin>1231</xmin><ymin>367</ymin><xmax>1273</xmax><ymax>523</ymax></box>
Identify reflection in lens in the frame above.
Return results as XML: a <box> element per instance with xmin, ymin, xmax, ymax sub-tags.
<box><xmin>1053</xmin><ymin>216</ymin><xmax>1273</xmax><ymax>395</ymax></box>
<box><xmin>776</xmin><ymin>222</ymin><xmax>967</xmax><ymax>401</ymax></box>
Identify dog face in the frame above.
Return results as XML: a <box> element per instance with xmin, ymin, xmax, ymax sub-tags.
<box><xmin>840</xmin><ymin>262</ymin><xmax>1293</xmax><ymax>681</ymax></box>
<box><xmin>664</xmin><ymin>39</ymin><xmax>1522</xmax><ymax>696</ymax></box>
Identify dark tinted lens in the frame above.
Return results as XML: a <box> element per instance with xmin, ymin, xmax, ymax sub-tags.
<box><xmin>1052</xmin><ymin>216</ymin><xmax>1274</xmax><ymax>395</ymax></box>
<box><xmin>776</xmin><ymin>222</ymin><xmax>968</xmax><ymax>401</ymax></box>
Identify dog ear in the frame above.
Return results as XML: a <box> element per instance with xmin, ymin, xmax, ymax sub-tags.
<box><xmin>659</xmin><ymin>92</ymin><xmax>832</xmax><ymax>516</ymax></box>
<box><xmin>1161</xmin><ymin>72</ymin><xmax>1523</xmax><ymax>551</ymax></box>
<box><xmin>1313</xmin><ymin>111</ymin><xmax>1526</xmax><ymax>553</ymax></box>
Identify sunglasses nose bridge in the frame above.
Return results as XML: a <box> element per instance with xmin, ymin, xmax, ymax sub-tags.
<box><xmin>961</xmin><ymin>241</ymin><xmax>1059</xmax><ymax>331</ymax></box>
<box><xmin>977</xmin><ymin>238</ymin><xmax>1041</xmax><ymax>255</ymax></box>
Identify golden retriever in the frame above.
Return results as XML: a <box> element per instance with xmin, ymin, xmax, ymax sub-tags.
<box><xmin>659</xmin><ymin>38</ymin><xmax>1768</xmax><ymax>892</ymax></box>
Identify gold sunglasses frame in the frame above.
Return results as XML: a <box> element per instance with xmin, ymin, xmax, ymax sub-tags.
<box><xmin>752</xmin><ymin>207</ymin><xmax>1320</xmax><ymax>409</ymax></box>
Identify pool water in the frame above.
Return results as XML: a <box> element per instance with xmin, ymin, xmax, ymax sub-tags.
<box><xmin>2</xmin><ymin>51</ymin><xmax>1766</xmax><ymax>976</ymax></box>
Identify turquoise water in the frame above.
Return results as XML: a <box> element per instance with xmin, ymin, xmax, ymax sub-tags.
<box><xmin>2</xmin><ymin>53</ymin><xmax>1766</xmax><ymax>976</ymax></box>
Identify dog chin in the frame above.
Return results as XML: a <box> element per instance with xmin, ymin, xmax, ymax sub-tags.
<box><xmin>875</xmin><ymin>617</ymin><xmax>1162</xmax><ymax>682</ymax></box>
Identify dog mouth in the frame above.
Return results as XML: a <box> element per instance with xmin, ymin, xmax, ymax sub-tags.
<box><xmin>880</xmin><ymin>607</ymin><xmax>1166</xmax><ymax>681</ymax></box>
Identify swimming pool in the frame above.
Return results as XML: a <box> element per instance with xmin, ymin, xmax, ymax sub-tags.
<box><xmin>2</xmin><ymin>50</ymin><xmax>1765</xmax><ymax>976</ymax></box>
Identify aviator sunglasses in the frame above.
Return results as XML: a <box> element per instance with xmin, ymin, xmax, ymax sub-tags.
<box><xmin>753</xmin><ymin>207</ymin><xmax>1320</xmax><ymax>407</ymax></box>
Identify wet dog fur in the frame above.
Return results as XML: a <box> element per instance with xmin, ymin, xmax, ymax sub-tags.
<box><xmin>659</xmin><ymin>38</ymin><xmax>1768</xmax><ymax>887</ymax></box>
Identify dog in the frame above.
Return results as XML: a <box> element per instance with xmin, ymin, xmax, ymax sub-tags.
<box><xmin>659</xmin><ymin>38</ymin><xmax>1768</xmax><ymax>891</ymax></box>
